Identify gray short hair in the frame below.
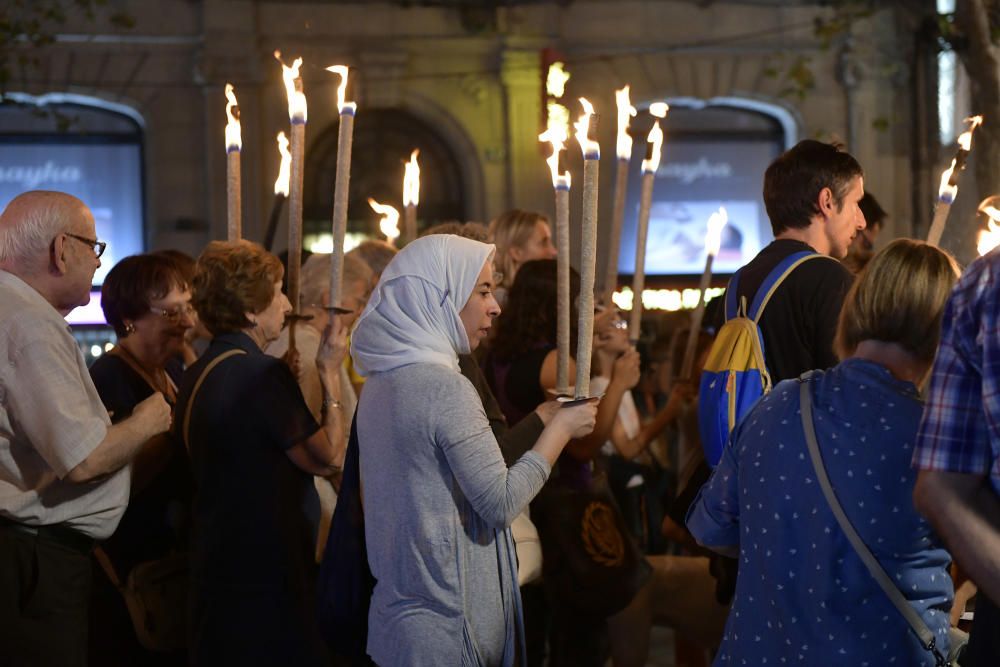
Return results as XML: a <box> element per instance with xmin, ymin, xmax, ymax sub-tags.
<box><xmin>0</xmin><ymin>191</ymin><xmax>81</xmax><ymax>267</ymax></box>
<box><xmin>300</xmin><ymin>251</ymin><xmax>372</xmax><ymax>307</ymax></box>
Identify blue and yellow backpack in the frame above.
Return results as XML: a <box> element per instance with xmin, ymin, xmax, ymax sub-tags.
<box><xmin>697</xmin><ymin>250</ymin><xmax>824</xmax><ymax>466</ymax></box>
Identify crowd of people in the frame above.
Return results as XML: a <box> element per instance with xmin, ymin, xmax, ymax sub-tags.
<box><xmin>1</xmin><ymin>136</ymin><xmax>999</xmax><ymax>667</ymax></box>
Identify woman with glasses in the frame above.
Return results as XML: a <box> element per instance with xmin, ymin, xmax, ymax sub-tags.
<box><xmin>87</xmin><ymin>252</ymin><xmax>196</xmax><ymax>664</ymax></box>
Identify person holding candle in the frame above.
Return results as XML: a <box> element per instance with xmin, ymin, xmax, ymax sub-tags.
<box><xmin>483</xmin><ymin>259</ymin><xmax>728</xmax><ymax>667</ymax></box>
<box><xmin>350</xmin><ymin>235</ymin><xmax>598</xmax><ymax>667</ymax></box>
<box><xmin>87</xmin><ymin>253</ymin><xmax>196</xmax><ymax>664</ymax></box>
<box><xmin>688</xmin><ymin>239</ymin><xmax>960</xmax><ymax>666</ymax></box>
<box><xmin>178</xmin><ymin>240</ymin><xmax>344</xmax><ymax>666</ymax></box>
<box><xmin>488</xmin><ymin>209</ymin><xmax>558</xmax><ymax>305</ymax></box>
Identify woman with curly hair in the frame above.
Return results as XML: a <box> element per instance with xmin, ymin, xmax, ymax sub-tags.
<box><xmin>176</xmin><ymin>240</ymin><xmax>346</xmax><ymax>665</ymax></box>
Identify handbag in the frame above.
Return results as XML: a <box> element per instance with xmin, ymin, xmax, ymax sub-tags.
<box><xmin>531</xmin><ymin>465</ymin><xmax>652</xmax><ymax>617</ymax></box>
<box><xmin>317</xmin><ymin>410</ymin><xmax>376</xmax><ymax>662</ymax></box>
<box><xmin>511</xmin><ymin>509</ymin><xmax>542</xmax><ymax>586</ymax></box>
<box><xmin>798</xmin><ymin>375</ymin><xmax>965</xmax><ymax>667</ymax></box>
<box><xmin>94</xmin><ymin>548</ymin><xmax>189</xmax><ymax>652</ymax></box>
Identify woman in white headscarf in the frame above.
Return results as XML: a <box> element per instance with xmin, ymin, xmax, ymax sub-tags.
<box><xmin>351</xmin><ymin>235</ymin><xmax>598</xmax><ymax>667</ymax></box>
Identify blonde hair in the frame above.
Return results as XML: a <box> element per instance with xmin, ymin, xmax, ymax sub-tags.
<box><xmin>299</xmin><ymin>252</ymin><xmax>372</xmax><ymax>308</ymax></box>
<box><xmin>834</xmin><ymin>238</ymin><xmax>959</xmax><ymax>364</ymax></box>
<box><xmin>488</xmin><ymin>209</ymin><xmax>548</xmax><ymax>289</ymax></box>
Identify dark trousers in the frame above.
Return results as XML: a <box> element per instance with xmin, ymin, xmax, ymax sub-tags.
<box><xmin>0</xmin><ymin>527</ymin><xmax>93</xmax><ymax>667</ymax></box>
<box><xmin>964</xmin><ymin>592</ymin><xmax>1000</xmax><ymax>666</ymax></box>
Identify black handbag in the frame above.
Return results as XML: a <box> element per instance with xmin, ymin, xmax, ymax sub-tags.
<box><xmin>532</xmin><ymin>464</ymin><xmax>652</xmax><ymax>617</ymax></box>
<box><xmin>316</xmin><ymin>411</ymin><xmax>376</xmax><ymax>664</ymax></box>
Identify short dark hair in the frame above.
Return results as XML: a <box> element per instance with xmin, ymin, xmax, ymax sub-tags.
<box><xmin>859</xmin><ymin>192</ymin><xmax>887</xmax><ymax>230</ymax></box>
<box><xmin>193</xmin><ymin>240</ymin><xmax>284</xmax><ymax>335</ymax></box>
<box><xmin>763</xmin><ymin>140</ymin><xmax>863</xmax><ymax>236</ymax></box>
<box><xmin>101</xmin><ymin>254</ymin><xmax>189</xmax><ymax>337</ymax></box>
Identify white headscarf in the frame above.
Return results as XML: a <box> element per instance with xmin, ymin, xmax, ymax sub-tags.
<box><xmin>351</xmin><ymin>234</ymin><xmax>495</xmax><ymax>376</ymax></box>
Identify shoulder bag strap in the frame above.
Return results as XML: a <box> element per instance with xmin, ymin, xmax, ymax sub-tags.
<box><xmin>182</xmin><ymin>349</ymin><xmax>246</xmax><ymax>453</ymax></box>
<box><xmin>750</xmin><ymin>252</ymin><xmax>832</xmax><ymax>323</ymax></box>
<box><xmin>798</xmin><ymin>376</ymin><xmax>947</xmax><ymax>666</ymax></box>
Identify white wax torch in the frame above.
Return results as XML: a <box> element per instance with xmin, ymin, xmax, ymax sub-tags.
<box><xmin>326</xmin><ymin>64</ymin><xmax>358</xmax><ymax>310</ymax></box>
<box><xmin>369</xmin><ymin>198</ymin><xmax>400</xmax><ymax>246</ymax></box>
<box><xmin>681</xmin><ymin>206</ymin><xmax>728</xmax><ymax>379</ymax></box>
<box><xmin>403</xmin><ymin>149</ymin><xmax>420</xmax><ymax>244</ymax></box>
<box><xmin>275</xmin><ymin>51</ymin><xmax>307</xmax><ymax>353</ymax></box>
<box><xmin>573</xmin><ymin>97</ymin><xmax>600</xmax><ymax>399</ymax></box>
<box><xmin>224</xmin><ymin>83</ymin><xmax>242</xmax><ymax>241</ymax></box>
<box><xmin>539</xmin><ymin>124</ymin><xmax>572</xmax><ymax>395</ymax></box>
<box><xmin>603</xmin><ymin>85</ymin><xmax>637</xmax><ymax>303</ymax></box>
<box><xmin>629</xmin><ymin>102</ymin><xmax>669</xmax><ymax>340</ymax></box>
<box><xmin>976</xmin><ymin>196</ymin><xmax>1000</xmax><ymax>256</ymax></box>
<box><xmin>263</xmin><ymin>131</ymin><xmax>291</xmax><ymax>251</ymax></box>
<box><xmin>927</xmin><ymin>115</ymin><xmax>984</xmax><ymax>246</ymax></box>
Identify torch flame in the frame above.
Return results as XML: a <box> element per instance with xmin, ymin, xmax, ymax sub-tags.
<box><xmin>538</xmin><ymin>125</ymin><xmax>571</xmax><ymax>189</ymax></box>
<box><xmin>274</xmin><ymin>51</ymin><xmax>306</xmax><ymax>122</ymax></box>
<box><xmin>224</xmin><ymin>83</ymin><xmax>242</xmax><ymax>151</ymax></box>
<box><xmin>546</xmin><ymin>62</ymin><xmax>570</xmax><ymax>98</ymax></box>
<box><xmin>369</xmin><ymin>198</ymin><xmax>400</xmax><ymax>241</ymax></box>
<box><xmin>641</xmin><ymin>120</ymin><xmax>663</xmax><ymax>174</ymax></box>
<box><xmin>574</xmin><ymin>97</ymin><xmax>600</xmax><ymax>159</ymax></box>
<box><xmin>958</xmin><ymin>115</ymin><xmax>984</xmax><ymax>150</ymax></box>
<box><xmin>977</xmin><ymin>196</ymin><xmax>1000</xmax><ymax>256</ymax></box>
<box><xmin>403</xmin><ymin>149</ymin><xmax>420</xmax><ymax>207</ymax></box>
<box><xmin>649</xmin><ymin>102</ymin><xmax>669</xmax><ymax>119</ymax></box>
<box><xmin>615</xmin><ymin>86</ymin><xmax>637</xmax><ymax>160</ymax></box>
<box><xmin>325</xmin><ymin>65</ymin><xmax>357</xmax><ymax>113</ymax></box>
<box><xmin>705</xmin><ymin>206</ymin><xmax>728</xmax><ymax>257</ymax></box>
<box><xmin>940</xmin><ymin>115</ymin><xmax>985</xmax><ymax>201</ymax></box>
<box><xmin>274</xmin><ymin>131</ymin><xmax>291</xmax><ymax>196</ymax></box>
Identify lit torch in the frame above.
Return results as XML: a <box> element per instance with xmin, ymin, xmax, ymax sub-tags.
<box><xmin>326</xmin><ymin>64</ymin><xmax>358</xmax><ymax>314</ymax></box>
<box><xmin>539</xmin><ymin>123</ymin><xmax>572</xmax><ymax>395</ymax></box>
<box><xmin>224</xmin><ymin>83</ymin><xmax>242</xmax><ymax>241</ymax></box>
<box><xmin>628</xmin><ymin>102</ymin><xmax>669</xmax><ymax>341</ymax></box>
<box><xmin>275</xmin><ymin>51</ymin><xmax>307</xmax><ymax>354</ymax></box>
<box><xmin>573</xmin><ymin>97</ymin><xmax>600</xmax><ymax>399</ymax></box>
<box><xmin>369</xmin><ymin>198</ymin><xmax>400</xmax><ymax>246</ymax></box>
<box><xmin>976</xmin><ymin>195</ymin><xmax>1000</xmax><ymax>256</ymax></box>
<box><xmin>402</xmin><ymin>149</ymin><xmax>420</xmax><ymax>245</ymax></box>
<box><xmin>927</xmin><ymin>115</ymin><xmax>984</xmax><ymax>246</ymax></box>
<box><xmin>604</xmin><ymin>85</ymin><xmax>637</xmax><ymax>303</ymax></box>
<box><xmin>681</xmin><ymin>206</ymin><xmax>728</xmax><ymax>379</ymax></box>
<box><xmin>263</xmin><ymin>132</ymin><xmax>291</xmax><ymax>251</ymax></box>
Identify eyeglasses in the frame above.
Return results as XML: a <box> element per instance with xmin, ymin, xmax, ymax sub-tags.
<box><xmin>148</xmin><ymin>304</ymin><xmax>196</xmax><ymax>324</ymax></box>
<box><xmin>64</xmin><ymin>232</ymin><xmax>107</xmax><ymax>259</ymax></box>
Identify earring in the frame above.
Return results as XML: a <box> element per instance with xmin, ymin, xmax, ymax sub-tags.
<box><xmin>124</xmin><ymin>322</ymin><xmax>136</xmax><ymax>335</ymax></box>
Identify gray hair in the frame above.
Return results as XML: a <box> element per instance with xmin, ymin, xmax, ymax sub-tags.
<box><xmin>300</xmin><ymin>251</ymin><xmax>373</xmax><ymax>307</ymax></box>
<box><xmin>0</xmin><ymin>191</ymin><xmax>82</xmax><ymax>268</ymax></box>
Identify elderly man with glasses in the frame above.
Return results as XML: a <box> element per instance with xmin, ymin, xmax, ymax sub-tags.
<box><xmin>0</xmin><ymin>190</ymin><xmax>171</xmax><ymax>665</ymax></box>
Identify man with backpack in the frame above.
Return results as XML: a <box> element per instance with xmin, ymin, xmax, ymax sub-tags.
<box><xmin>680</xmin><ymin>140</ymin><xmax>864</xmax><ymax>603</ymax></box>
<box><xmin>698</xmin><ymin>139</ymin><xmax>864</xmax><ymax>465</ymax></box>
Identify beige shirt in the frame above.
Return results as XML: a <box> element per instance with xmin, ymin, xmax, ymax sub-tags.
<box><xmin>0</xmin><ymin>270</ymin><xmax>128</xmax><ymax>539</ymax></box>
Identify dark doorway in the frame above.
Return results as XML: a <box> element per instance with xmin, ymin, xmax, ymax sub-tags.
<box><xmin>303</xmin><ymin>108</ymin><xmax>466</xmax><ymax>238</ymax></box>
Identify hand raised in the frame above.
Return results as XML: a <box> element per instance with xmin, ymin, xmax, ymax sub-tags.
<box><xmin>552</xmin><ymin>399</ymin><xmax>599</xmax><ymax>439</ymax></box>
<box><xmin>612</xmin><ymin>347</ymin><xmax>641</xmax><ymax>390</ymax></box>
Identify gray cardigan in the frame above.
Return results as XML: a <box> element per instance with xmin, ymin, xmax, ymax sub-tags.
<box><xmin>359</xmin><ymin>362</ymin><xmax>551</xmax><ymax>667</ymax></box>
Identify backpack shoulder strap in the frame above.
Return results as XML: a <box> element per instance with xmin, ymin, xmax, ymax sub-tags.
<box><xmin>749</xmin><ymin>251</ymin><xmax>829</xmax><ymax>323</ymax></box>
<box><xmin>798</xmin><ymin>377</ymin><xmax>947</xmax><ymax>666</ymax></box>
<box><xmin>182</xmin><ymin>349</ymin><xmax>247</xmax><ymax>452</ymax></box>
<box><xmin>724</xmin><ymin>269</ymin><xmax>743</xmax><ymax>321</ymax></box>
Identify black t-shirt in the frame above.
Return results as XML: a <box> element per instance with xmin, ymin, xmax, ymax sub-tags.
<box><xmin>89</xmin><ymin>353</ymin><xmax>191</xmax><ymax>573</ymax></box>
<box><xmin>712</xmin><ymin>239</ymin><xmax>855</xmax><ymax>383</ymax></box>
<box><xmin>174</xmin><ymin>332</ymin><xmax>320</xmax><ymax>594</ymax></box>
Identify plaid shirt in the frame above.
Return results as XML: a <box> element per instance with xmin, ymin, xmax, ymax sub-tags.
<box><xmin>914</xmin><ymin>250</ymin><xmax>1000</xmax><ymax>494</ymax></box>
